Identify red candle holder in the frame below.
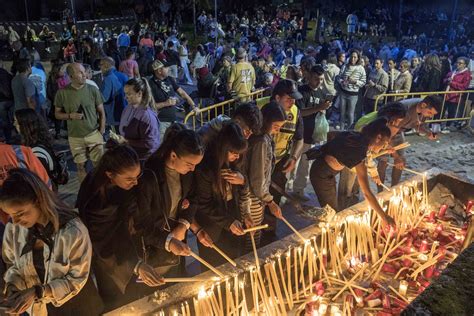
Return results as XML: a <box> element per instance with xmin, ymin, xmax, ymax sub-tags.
<box><xmin>466</xmin><ymin>200</ymin><xmax>474</xmax><ymax>214</ymax></box>
<box><xmin>438</xmin><ymin>204</ymin><xmax>448</xmax><ymax>218</ymax></box>
<box><xmin>424</xmin><ymin>265</ymin><xmax>436</xmax><ymax>278</ymax></box>
<box><xmin>420</xmin><ymin>240</ymin><xmax>429</xmax><ymax>252</ymax></box>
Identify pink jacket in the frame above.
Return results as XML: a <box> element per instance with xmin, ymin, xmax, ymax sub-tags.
<box><xmin>444</xmin><ymin>69</ymin><xmax>472</xmax><ymax>103</ymax></box>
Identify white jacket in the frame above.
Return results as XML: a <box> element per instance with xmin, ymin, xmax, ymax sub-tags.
<box><xmin>2</xmin><ymin>217</ymin><xmax>92</xmax><ymax>316</ymax></box>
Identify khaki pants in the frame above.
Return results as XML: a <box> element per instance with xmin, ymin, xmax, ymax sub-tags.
<box><xmin>68</xmin><ymin>130</ymin><xmax>104</xmax><ymax>180</ymax></box>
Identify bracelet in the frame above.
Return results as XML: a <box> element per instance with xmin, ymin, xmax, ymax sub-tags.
<box><xmin>195</xmin><ymin>228</ymin><xmax>203</xmax><ymax>236</ymax></box>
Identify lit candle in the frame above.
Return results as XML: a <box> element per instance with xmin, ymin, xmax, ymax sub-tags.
<box><xmin>319</xmin><ymin>302</ymin><xmax>328</xmax><ymax>315</ymax></box>
<box><xmin>438</xmin><ymin>204</ymin><xmax>448</xmax><ymax>218</ymax></box>
<box><xmin>399</xmin><ymin>280</ymin><xmax>408</xmax><ymax>296</ymax></box>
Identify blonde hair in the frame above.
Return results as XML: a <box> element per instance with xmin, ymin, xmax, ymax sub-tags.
<box><xmin>125</xmin><ymin>77</ymin><xmax>157</xmax><ymax>111</ymax></box>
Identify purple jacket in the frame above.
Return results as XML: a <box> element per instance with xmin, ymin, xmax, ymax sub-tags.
<box><xmin>119</xmin><ymin>104</ymin><xmax>160</xmax><ymax>160</ymax></box>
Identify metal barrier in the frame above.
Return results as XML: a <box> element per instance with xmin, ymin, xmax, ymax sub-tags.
<box><xmin>374</xmin><ymin>90</ymin><xmax>474</xmax><ymax>124</ymax></box>
<box><xmin>184</xmin><ymin>89</ymin><xmax>267</xmax><ymax>130</ymax></box>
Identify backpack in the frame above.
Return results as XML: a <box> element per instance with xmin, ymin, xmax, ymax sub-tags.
<box><xmin>51</xmin><ymin>151</ymin><xmax>69</xmax><ymax>185</ymax></box>
<box><xmin>36</xmin><ymin>144</ymin><xmax>69</xmax><ymax>185</ymax></box>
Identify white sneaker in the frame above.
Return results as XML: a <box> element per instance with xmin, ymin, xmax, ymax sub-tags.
<box><xmin>440</xmin><ymin>128</ymin><xmax>450</xmax><ymax>134</ymax></box>
<box><xmin>335</xmin><ymin>125</ymin><xmax>341</xmax><ymax>130</ymax></box>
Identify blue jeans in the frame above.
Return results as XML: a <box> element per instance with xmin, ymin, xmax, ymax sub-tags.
<box><xmin>339</xmin><ymin>92</ymin><xmax>359</xmax><ymax>129</ymax></box>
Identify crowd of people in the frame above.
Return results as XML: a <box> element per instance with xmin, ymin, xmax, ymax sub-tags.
<box><xmin>0</xmin><ymin>2</ymin><xmax>473</xmax><ymax>315</ymax></box>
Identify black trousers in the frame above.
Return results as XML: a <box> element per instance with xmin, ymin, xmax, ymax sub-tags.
<box><xmin>309</xmin><ymin>157</ymin><xmax>339</xmax><ymax>211</ymax></box>
<box><xmin>264</xmin><ymin>155</ymin><xmax>291</xmax><ymax>232</ymax></box>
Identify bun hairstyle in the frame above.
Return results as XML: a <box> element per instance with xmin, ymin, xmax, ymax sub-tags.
<box><xmin>125</xmin><ymin>78</ymin><xmax>157</xmax><ymax>110</ymax></box>
<box><xmin>146</xmin><ymin>123</ymin><xmax>204</xmax><ymax>169</ymax></box>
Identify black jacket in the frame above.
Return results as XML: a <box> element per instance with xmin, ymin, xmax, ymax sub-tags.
<box><xmin>76</xmin><ymin>172</ymin><xmax>138</xmax><ymax>293</ymax></box>
<box><xmin>194</xmin><ymin>162</ymin><xmax>251</xmax><ymax>241</ymax></box>
<box><xmin>133</xmin><ymin>162</ymin><xmax>197</xmax><ymax>251</ymax></box>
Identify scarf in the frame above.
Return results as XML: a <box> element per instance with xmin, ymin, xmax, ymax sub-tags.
<box><xmin>21</xmin><ymin>209</ymin><xmax>77</xmax><ymax>258</ymax></box>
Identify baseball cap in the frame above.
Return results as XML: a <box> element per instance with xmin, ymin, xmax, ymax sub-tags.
<box><xmin>151</xmin><ymin>59</ymin><xmax>173</xmax><ymax>71</ymax></box>
<box><xmin>272</xmin><ymin>79</ymin><xmax>303</xmax><ymax>100</ymax></box>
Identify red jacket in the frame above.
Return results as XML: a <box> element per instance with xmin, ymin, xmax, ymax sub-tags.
<box><xmin>444</xmin><ymin>69</ymin><xmax>472</xmax><ymax>103</ymax></box>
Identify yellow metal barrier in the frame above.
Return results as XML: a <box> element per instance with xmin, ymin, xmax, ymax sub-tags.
<box><xmin>374</xmin><ymin>90</ymin><xmax>474</xmax><ymax>123</ymax></box>
<box><xmin>184</xmin><ymin>89</ymin><xmax>267</xmax><ymax>130</ymax></box>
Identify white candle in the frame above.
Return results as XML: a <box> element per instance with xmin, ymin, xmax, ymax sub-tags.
<box><xmin>399</xmin><ymin>280</ymin><xmax>408</xmax><ymax>296</ymax></box>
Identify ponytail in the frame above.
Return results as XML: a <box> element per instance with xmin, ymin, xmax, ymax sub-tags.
<box><xmin>125</xmin><ymin>77</ymin><xmax>157</xmax><ymax>111</ymax></box>
<box><xmin>146</xmin><ymin>123</ymin><xmax>204</xmax><ymax>169</ymax></box>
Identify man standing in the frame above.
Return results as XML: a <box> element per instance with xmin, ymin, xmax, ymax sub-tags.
<box><xmin>364</xmin><ymin>58</ymin><xmax>388</xmax><ymax>114</ymax></box>
<box><xmin>377</xmin><ymin>96</ymin><xmax>442</xmax><ymax>189</ymax></box>
<box><xmin>387</xmin><ymin>59</ymin><xmax>400</xmax><ymax>93</ymax></box>
<box><xmin>165</xmin><ymin>41</ymin><xmax>180</xmax><ymax>80</ymax></box>
<box><xmin>117</xmin><ymin>26</ymin><xmax>130</xmax><ymax>59</ymax></box>
<box><xmin>292</xmin><ymin>65</ymin><xmax>331</xmax><ymax>200</ymax></box>
<box><xmin>265</xmin><ymin>79</ymin><xmax>304</xmax><ymax>238</ymax></box>
<box><xmin>100</xmin><ymin>57</ymin><xmax>125</xmax><ymax>131</ymax></box>
<box><xmin>227</xmin><ymin>48</ymin><xmax>256</xmax><ymax>102</ymax></box>
<box><xmin>11</xmin><ymin>59</ymin><xmax>37</xmax><ymax>112</ymax></box>
<box><xmin>54</xmin><ymin>63</ymin><xmax>106</xmax><ymax>181</ymax></box>
<box><xmin>148</xmin><ymin>60</ymin><xmax>197</xmax><ymax>137</ymax></box>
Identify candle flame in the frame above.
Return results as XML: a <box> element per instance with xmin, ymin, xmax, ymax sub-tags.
<box><xmin>198</xmin><ymin>287</ymin><xmax>207</xmax><ymax>299</ymax></box>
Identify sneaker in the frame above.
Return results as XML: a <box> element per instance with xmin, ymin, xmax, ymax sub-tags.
<box><xmin>440</xmin><ymin>128</ymin><xmax>450</xmax><ymax>134</ymax></box>
<box><xmin>404</xmin><ymin>129</ymin><xmax>416</xmax><ymax>135</ymax></box>
<box><xmin>335</xmin><ymin>125</ymin><xmax>341</xmax><ymax>130</ymax></box>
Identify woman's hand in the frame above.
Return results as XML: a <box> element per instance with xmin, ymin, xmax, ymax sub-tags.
<box><xmin>171</xmin><ymin>223</ymin><xmax>188</xmax><ymax>241</ymax></box>
<box><xmin>5</xmin><ymin>287</ymin><xmax>36</xmax><ymax>315</ymax></box>
<box><xmin>268</xmin><ymin>201</ymin><xmax>282</xmax><ymax>219</ymax></box>
<box><xmin>371</xmin><ymin>175</ymin><xmax>382</xmax><ymax>186</ymax></box>
<box><xmin>243</xmin><ymin>214</ymin><xmax>255</xmax><ymax>230</ymax></box>
<box><xmin>382</xmin><ymin>215</ymin><xmax>396</xmax><ymax>233</ymax></box>
<box><xmin>229</xmin><ymin>220</ymin><xmax>245</xmax><ymax>236</ymax></box>
<box><xmin>138</xmin><ymin>263</ymin><xmax>165</xmax><ymax>287</ymax></box>
<box><xmin>221</xmin><ymin>170</ymin><xmax>245</xmax><ymax>185</ymax></box>
<box><xmin>196</xmin><ymin>230</ymin><xmax>214</xmax><ymax>247</ymax></box>
<box><xmin>169</xmin><ymin>238</ymin><xmax>191</xmax><ymax>256</ymax></box>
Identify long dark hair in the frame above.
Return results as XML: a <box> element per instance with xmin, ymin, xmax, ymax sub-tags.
<box><xmin>207</xmin><ymin>122</ymin><xmax>248</xmax><ymax>198</ymax></box>
<box><xmin>361</xmin><ymin>117</ymin><xmax>391</xmax><ymax>144</ymax></box>
<box><xmin>15</xmin><ymin>108</ymin><xmax>54</xmax><ymax>151</ymax></box>
<box><xmin>260</xmin><ymin>101</ymin><xmax>287</xmax><ymax>135</ymax></box>
<box><xmin>0</xmin><ymin>169</ymin><xmax>72</xmax><ymax>232</ymax></box>
<box><xmin>146</xmin><ymin>123</ymin><xmax>204</xmax><ymax>169</ymax></box>
<box><xmin>90</xmin><ymin>143</ymin><xmax>139</xmax><ymax>200</ymax></box>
